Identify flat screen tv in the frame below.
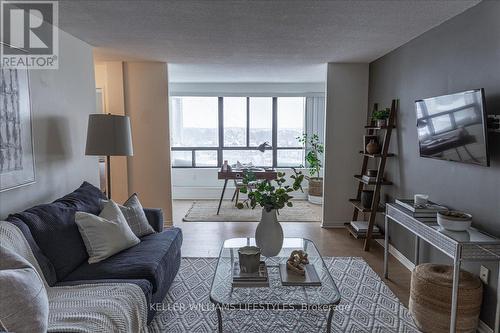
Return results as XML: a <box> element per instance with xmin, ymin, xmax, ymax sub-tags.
<box><xmin>415</xmin><ymin>89</ymin><xmax>490</xmax><ymax>167</ymax></box>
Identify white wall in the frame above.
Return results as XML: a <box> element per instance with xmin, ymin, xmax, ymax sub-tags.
<box><xmin>322</xmin><ymin>63</ymin><xmax>369</xmax><ymax>227</ymax></box>
<box><xmin>0</xmin><ymin>30</ymin><xmax>99</xmax><ymax>218</ymax></box>
<box><xmin>171</xmin><ymin>168</ymin><xmax>320</xmax><ymax>200</ymax></box>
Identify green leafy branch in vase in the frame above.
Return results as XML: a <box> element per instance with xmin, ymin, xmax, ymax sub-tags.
<box><xmin>237</xmin><ymin>169</ymin><xmax>304</xmax><ymax>212</ymax></box>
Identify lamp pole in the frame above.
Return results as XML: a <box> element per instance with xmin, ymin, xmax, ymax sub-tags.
<box><xmin>106</xmin><ymin>155</ymin><xmax>111</xmax><ymax>199</ymax></box>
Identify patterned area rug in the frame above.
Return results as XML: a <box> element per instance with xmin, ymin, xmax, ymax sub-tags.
<box><xmin>183</xmin><ymin>200</ymin><xmax>322</xmax><ymax>222</ymax></box>
<box><xmin>149</xmin><ymin>257</ymin><xmax>420</xmax><ymax>332</ymax></box>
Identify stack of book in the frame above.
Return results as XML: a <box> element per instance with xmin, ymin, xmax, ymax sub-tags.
<box><xmin>362</xmin><ymin>175</ymin><xmax>377</xmax><ymax>183</ymax></box>
<box><xmin>395</xmin><ymin>199</ymin><xmax>447</xmax><ymax>221</ymax></box>
<box><xmin>232</xmin><ymin>261</ymin><xmax>269</xmax><ymax>288</ymax></box>
<box><xmin>349</xmin><ymin>221</ymin><xmax>381</xmax><ymax>236</ymax></box>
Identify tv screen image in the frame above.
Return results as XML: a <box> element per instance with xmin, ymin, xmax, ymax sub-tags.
<box><xmin>415</xmin><ymin>89</ymin><xmax>490</xmax><ymax>167</ymax></box>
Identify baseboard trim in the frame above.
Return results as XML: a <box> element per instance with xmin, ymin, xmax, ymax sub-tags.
<box><xmin>374</xmin><ymin>239</ymin><xmax>494</xmax><ymax>333</ymax></box>
<box><xmin>321</xmin><ymin>224</ymin><xmax>345</xmax><ymax>229</ymax></box>
<box><xmin>375</xmin><ymin>239</ymin><xmax>415</xmax><ymax>271</ymax></box>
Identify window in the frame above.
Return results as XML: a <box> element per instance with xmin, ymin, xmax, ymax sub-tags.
<box><xmin>223</xmin><ymin>97</ymin><xmax>246</xmax><ymax>147</ymax></box>
<box><xmin>171</xmin><ymin>97</ymin><xmax>218</xmax><ymax>147</ymax></box>
<box><xmin>277</xmin><ymin>97</ymin><xmax>305</xmax><ymax>147</ymax></box>
<box><xmin>171</xmin><ymin>96</ymin><xmax>311</xmax><ymax>168</ymax></box>
<box><xmin>249</xmin><ymin>97</ymin><xmax>272</xmax><ymax>146</ymax></box>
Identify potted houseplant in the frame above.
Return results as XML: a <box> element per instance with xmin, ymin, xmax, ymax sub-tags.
<box><xmin>372</xmin><ymin>108</ymin><xmax>390</xmax><ymax>127</ymax></box>
<box><xmin>237</xmin><ymin>170</ymin><xmax>304</xmax><ymax>257</ymax></box>
<box><xmin>298</xmin><ymin>133</ymin><xmax>324</xmax><ymax>205</ymax></box>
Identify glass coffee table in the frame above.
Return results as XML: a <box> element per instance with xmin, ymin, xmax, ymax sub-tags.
<box><xmin>209</xmin><ymin>238</ymin><xmax>341</xmax><ymax>332</ymax></box>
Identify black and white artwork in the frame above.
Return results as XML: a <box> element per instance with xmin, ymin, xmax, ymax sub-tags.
<box><xmin>0</xmin><ymin>69</ymin><xmax>35</xmax><ymax>191</ymax></box>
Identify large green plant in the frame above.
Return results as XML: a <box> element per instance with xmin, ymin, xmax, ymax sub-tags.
<box><xmin>237</xmin><ymin>169</ymin><xmax>304</xmax><ymax>212</ymax></box>
<box><xmin>297</xmin><ymin>133</ymin><xmax>324</xmax><ymax>179</ymax></box>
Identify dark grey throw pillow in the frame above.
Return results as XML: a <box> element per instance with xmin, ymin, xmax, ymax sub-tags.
<box><xmin>102</xmin><ymin>194</ymin><xmax>155</xmax><ymax>237</ymax></box>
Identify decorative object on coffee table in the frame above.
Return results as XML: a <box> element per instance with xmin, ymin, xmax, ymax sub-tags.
<box><xmin>346</xmin><ymin>100</ymin><xmax>397</xmax><ymax>251</ymax></box>
<box><xmin>409</xmin><ymin>263</ymin><xmax>483</xmax><ymax>333</ymax></box>
<box><xmin>238</xmin><ymin>246</ymin><xmax>261</xmax><ymax>273</ymax></box>
<box><xmin>297</xmin><ymin>133</ymin><xmax>324</xmax><ymax>205</ymax></box>
<box><xmin>286</xmin><ymin>250</ymin><xmax>309</xmax><ymax>275</ymax></box>
<box><xmin>238</xmin><ymin>170</ymin><xmax>304</xmax><ymax>257</ymax></box>
<box><xmin>437</xmin><ymin>211</ymin><xmax>472</xmax><ymax>231</ymax></box>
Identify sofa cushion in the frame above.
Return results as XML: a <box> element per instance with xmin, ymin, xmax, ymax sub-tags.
<box><xmin>10</xmin><ymin>204</ymin><xmax>88</xmax><ymax>281</ymax></box>
<box><xmin>63</xmin><ymin>227</ymin><xmax>183</xmax><ymax>295</ymax></box>
<box><xmin>102</xmin><ymin>194</ymin><xmax>155</xmax><ymax>237</ymax></box>
<box><xmin>4</xmin><ymin>217</ymin><xmax>58</xmax><ymax>286</ymax></box>
<box><xmin>54</xmin><ymin>181</ymin><xmax>105</xmax><ymax>214</ymax></box>
<box><xmin>0</xmin><ymin>246</ymin><xmax>49</xmax><ymax>333</ymax></box>
<box><xmin>75</xmin><ymin>200</ymin><xmax>140</xmax><ymax>264</ymax></box>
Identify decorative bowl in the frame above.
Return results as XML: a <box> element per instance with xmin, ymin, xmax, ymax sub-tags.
<box><xmin>437</xmin><ymin>211</ymin><xmax>472</xmax><ymax>231</ymax></box>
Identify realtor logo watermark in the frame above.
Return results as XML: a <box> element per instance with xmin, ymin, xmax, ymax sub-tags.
<box><xmin>1</xmin><ymin>0</ymin><xmax>59</xmax><ymax>69</ymax></box>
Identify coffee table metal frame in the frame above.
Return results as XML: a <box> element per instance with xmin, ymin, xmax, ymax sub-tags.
<box><xmin>209</xmin><ymin>237</ymin><xmax>341</xmax><ymax>333</ymax></box>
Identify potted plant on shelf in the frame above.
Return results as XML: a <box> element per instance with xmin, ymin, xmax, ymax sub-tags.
<box><xmin>372</xmin><ymin>108</ymin><xmax>390</xmax><ymax>127</ymax></box>
<box><xmin>237</xmin><ymin>170</ymin><xmax>304</xmax><ymax>257</ymax></box>
<box><xmin>298</xmin><ymin>133</ymin><xmax>324</xmax><ymax>205</ymax></box>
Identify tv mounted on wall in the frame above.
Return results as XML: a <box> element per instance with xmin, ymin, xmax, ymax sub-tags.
<box><xmin>415</xmin><ymin>89</ymin><xmax>490</xmax><ymax>167</ymax></box>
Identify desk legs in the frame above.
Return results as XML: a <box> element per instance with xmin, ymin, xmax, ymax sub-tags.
<box><xmin>384</xmin><ymin>215</ymin><xmax>389</xmax><ymax>279</ymax></box>
<box><xmin>450</xmin><ymin>246</ymin><xmax>462</xmax><ymax>333</ymax></box>
<box><xmin>217</xmin><ymin>179</ymin><xmax>228</xmax><ymax>215</ymax></box>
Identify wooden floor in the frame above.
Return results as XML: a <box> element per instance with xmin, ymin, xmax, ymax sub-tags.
<box><xmin>172</xmin><ymin>200</ymin><xmax>412</xmax><ymax>306</ymax></box>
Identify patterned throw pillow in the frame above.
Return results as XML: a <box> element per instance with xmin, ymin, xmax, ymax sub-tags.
<box><xmin>75</xmin><ymin>200</ymin><xmax>140</xmax><ymax>264</ymax></box>
<box><xmin>102</xmin><ymin>194</ymin><xmax>155</xmax><ymax>238</ymax></box>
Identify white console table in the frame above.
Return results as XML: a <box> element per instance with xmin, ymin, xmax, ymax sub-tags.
<box><xmin>384</xmin><ymin>203</ymin><xmax>500</xmax><ymax>333</ymax></box>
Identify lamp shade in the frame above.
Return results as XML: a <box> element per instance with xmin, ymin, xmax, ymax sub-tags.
<box><xmin>85</xmin><ymin>114</ymin><xmax>133</xmax><ymax>156</ymax></box>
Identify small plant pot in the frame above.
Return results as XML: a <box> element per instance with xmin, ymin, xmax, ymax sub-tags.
<box><xmin>376</xmin><ymin>119</ymin><xmax>387</xmax><ymax>127</ymax></box>
<box><xmin>361</xmin><ymin>190</ymin><xmax>374</xmax><ymax>209</ymax></box>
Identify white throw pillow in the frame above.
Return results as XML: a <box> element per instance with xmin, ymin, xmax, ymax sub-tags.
<box><xmin>102</xmin><ymin>193</ymin><xmax>155</xmax><ymax>237</ymax></box>
<box><xmin>75</xmin><ymin>200</ymin><xmax>140</xmax><ymax>264</ymax></box>
<box><xmin>0</xmin><ymin>246</ymin><xmax>49</xmax><ymax>333</ymax></box>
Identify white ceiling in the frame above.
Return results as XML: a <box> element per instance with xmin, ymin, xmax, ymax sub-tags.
<box><xmin>59</xmin><ymin>0</ymin><xmax>479</xmax><ymax>83</ymax></box>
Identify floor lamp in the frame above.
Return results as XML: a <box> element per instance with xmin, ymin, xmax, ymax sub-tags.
<box><xmin>85</xmin><ymin>114</ymin><xmax>133</xmax><ymax>199</ymax></box>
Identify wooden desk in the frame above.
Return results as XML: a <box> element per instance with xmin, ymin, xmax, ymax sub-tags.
<box><xmin>217</xmin><ymin>170</ymin><xmax>277</xmax><ymax>214</ymax></box>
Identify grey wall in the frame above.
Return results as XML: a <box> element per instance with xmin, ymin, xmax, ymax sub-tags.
<box><xmin>368</xmin><ymin>1</ymin><xmax>500</xmax><ymax>327</ymax></box>
<box><xmin>323</xmin><ymin>63</ymin><xmax>369</xmax><ymax>227</ymax></box>
<box><xmin>0</xmin><ymin>30</ymin><xmax>99</xmax><ymax>218</ymax></box>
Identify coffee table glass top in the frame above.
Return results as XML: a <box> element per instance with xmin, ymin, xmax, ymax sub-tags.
<box><xmin>209</xmin><ymin>237</ymin><xmax>341</xmax><ymax>309</ymax></box>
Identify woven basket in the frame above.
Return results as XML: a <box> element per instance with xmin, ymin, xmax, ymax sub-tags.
<box><xmin>308</xmin><ymin>177</ymin><xmax>323</xmax><ymax>197</ymax></box>
<box><xmin>409</xmin><ymin>264</ymin><xmax>483</xmax><ymax>333</ymax></box>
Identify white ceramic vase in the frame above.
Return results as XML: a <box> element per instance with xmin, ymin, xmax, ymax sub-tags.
<box><xmin>255</xmin><ymin>209</ymin><xmax>283</xmax><ymax>257</ymax></box>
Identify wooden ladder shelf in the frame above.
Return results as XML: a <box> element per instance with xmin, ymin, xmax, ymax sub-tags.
<box><xmin>345</xmin><ymin>99</ymin><xmax>398</xmax><ymax>251</ymax></box>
